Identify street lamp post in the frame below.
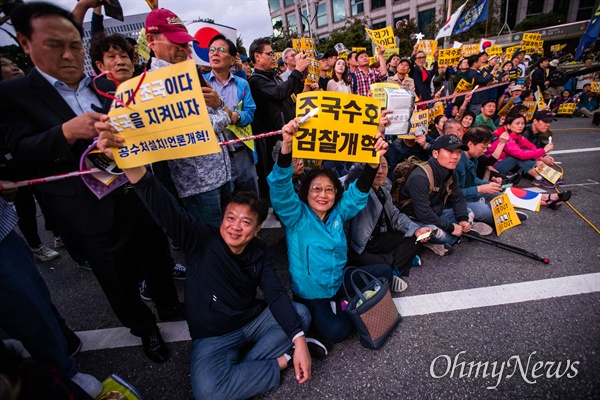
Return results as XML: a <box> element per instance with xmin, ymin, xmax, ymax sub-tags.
<box><xmin>299</xmin><ymin>0</ymin><xmax>320</xmax><ymax>38</ymax></box>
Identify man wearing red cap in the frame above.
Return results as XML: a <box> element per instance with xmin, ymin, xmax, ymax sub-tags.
<box><xmin>144</xmin><ymin>8</ymin><xmax>234</xmax><ymax>228</ymax></box>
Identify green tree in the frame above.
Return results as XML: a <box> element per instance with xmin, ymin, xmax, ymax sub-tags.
<box><xmin>514</xmin><ymin>12</ymin><xmax>564</xmax><ymax>31</ymax></box>
<box><xmin>393</xmin><ymin>18</ymin><xmax>419</xmax><ymax>56</ymax></box>
<box><xmin>316</xmin><ymin>16</ymin><xmax>371</xmax><ymax>54</ymax></box>
<box><xmin>270</xmin><ymin>20</ymin><xmax>298</xmax><ymax>51</ymax></box>
<box><xmin>236</xmin><ymin>36</ymin><xmax>247</xmax><ymax>55</ymax></box>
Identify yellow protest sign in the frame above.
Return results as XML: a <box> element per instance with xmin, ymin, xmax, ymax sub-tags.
<box><xmin>294</xmin><ymin>92</ymin><xmax>380</xmax><ymax>163</ymax></box>
<box><xmin>365</xmin><ymin>26</ymin><xmax>396</xmax><ymax>48</ymax></box>
<box><xmin>108</xmin><ymin>59</ymin><xmax>219</xmax><ymax>168</ymax></box>
<box><xmin>137</xmin><ymin>28</ymin><xmax>151</xmax><ymax>61</ymax></box>
<box><xmin>591</xmin><ymin>81</ymin><xmax>600</xmax><ymax>93</ymax></box>
<box><xmin>408</xmin><ymin>109</ymin><xmax>429</xmax><ymax>138</ymax></box>
<box><xmin>550</xmin><ymin>44</ymin><xmax>567</xmax><ymax>52</ymax></box>
<box><xmin>522</xmin><ymin>101</ymin><xmax>537</xmax><ymax>121</ymax></box>
<box><xmin>368</xmin><ymin>56</ymin><xmax>377</xmax><ymax>66</ymax></box>
<box><xmin>305</xmin><ymin>58</ymin><xmax>320</xmax><ymax>86</ymax></box>
<box><xmin>497</xmin><ymin>97</ymin><xmax>515</xmax><ymax>117</ymax></box>
<box><xmin>383</xmin><ymin>46</ymin><xmax>399</xmax><ymax>61</ymax></box>
<box><xmin>438</xmin><ymin>48</ymin><xmax>462</xmax><ymax>67</ymax></box>
<box><xmin>462</xmin><ymin>44</ymin><xmax>479</xmax><ymax>57</ymax></box>
<box><xmin>536</xmin><ymin>88</ymin><xmax>547</xmax><ymax>110</ymax></box>
<box><xmin>557</xmin><ymin>103</ymin><xmax>576</xmax><ymax>114</ymax></box>
<box><xmin>338</xmin><ymin>52</ymin><xmax>348</xmax><ymax>60</ymax></box>
<box><xmin>370</xmin><ymin>82</ymin><xmax>401</xmax><ymax>107</ymax></box>
<box><xmin>454</xmin><ymin>78</ymin><xmax>474</xmax><ymax>93</ymax></box>
<box><xmin>523</xmin><ymin>40</ymin><xmax>543</xmax><ymax>55</ymax></box>
<box><xmin>490</xmin><ymin>194</ymin><xmax>522</xmax><ymax>235</ymax></box>
<box><xmin>505</xmin><ymin>45</ymin><xmax>519</xmax><ymax>57</ymax></box>
<box><xmin>428</xmin><ymin>102</ymin><xmax>445</xmax><ymax>120</ymax></box>
<box><xmin>523</xmin><ymin>33</ymin><xmax>542</xmax><ymax>42</ymax></box>
<box><xmin>417</xmin><ymin>40</ymin><xmax>437</xmax><ymax>58</ymax></box>
<box><xmin>303</xmin><ymin>159</ymin><xmax>323</xmax><ymax>170</ymax></box>
<box><xmin>485</xmin><ymin>45</ymin><xmax>503</xmax><ymax>57</ymax></box>
<box><xmin>352</xmin><ymin>47</ymin><xmax>367</xmax><ymax>52</ymax></box>
<box><xmin>536</xmin><ymin>164</ymin><xmax>563</xmax><ymax>185</ymax></box>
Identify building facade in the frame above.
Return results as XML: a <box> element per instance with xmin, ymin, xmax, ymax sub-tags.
<box><xmin>268</xmin><ymin>0</ymin><xmax>598</xmax><ymax>42</ymax></box>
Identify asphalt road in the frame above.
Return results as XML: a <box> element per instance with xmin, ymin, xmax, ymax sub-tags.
<box><xmin>23</xmin><ymin>115</ymin><xmax>600</xmax><ymax>400</ymax></box>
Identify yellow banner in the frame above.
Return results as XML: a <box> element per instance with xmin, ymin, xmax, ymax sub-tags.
<box><xmin>461</xmin><ymin>44</ymin><xmax>479</xmax><ymax>57</ymax></box>
<box><xmin>305</xmin><ymin>58</ymin><xmax>320</xmax><ymax>86</ymax></box>
<box><xmin>490</xmin><ymin>193</ymin><xmax>521</xmax><ymax>235</ymax></box>
<box><xmin>428</xmin><ymin>102</ymin><xmax>445</xmax><ymax>120</ymax></box>
<box><xmin>408</xmin><ymin>109</ymin><xmax>429</xmax><ymax>137</ymax></box>
<box><xmin>536</xmin><ymin>164</ymin><xmax>563</xmax><ymax>185</ymax></box>
<box><xmin>227</xmin><ymin>101</ymin><xmax>254</xmax><ymax>151</ymax></box>
<box><xmin>370</xmin><ymin>82</ymin><xmax>401</xmax><ymax>108</ymax></box>
<box><xmin>303</xmin><ymin>159</ymin><xmax>323</xmax><ymax>170</ymax></box>
<box><xmin>438</xmin><ymin>48</ymin><xmax>462</xmax><ymax>67</ymax></box>
<box><xmin>522</xmin><ymin>40</ymin><xmax>544</xmax><ymax>55</ymax></box>
<box><xmin>591</xmin><ymin>81</ymin><xmax>600</xmax><ymax>93</ymax></box>
<box><xmin>417</xmin><ymin>40</ymin><xmax>437</xmax><ymax>57</ymax></box>
<box><xmin>137</xmin><ymin>28</ymin><xmax>151</xmax><ymax>61</ymax></box>
<box><xmin>365</xmin><ymin>26</ymin><xmax>396</xmax><ymax>48</ymax></box>
<box><xmin>382</xmin><ymin>46</ymin><xmax>399</xmax><ymax>61</ymax></box>
<box><xmin>368</xmin><ymin>56</ymin><xmax>377</xmax><ymax>66</ymax></box>
<box><xmin>550</xmin><ymin>44</ymin><xmax>567</xmax><ymax>52</ymax></box>
<box><xmin>294</xmin><ymin>92</ymin><xmax>380</xmax><ymax>163</ymax></box>
<box><xmin>108</xmin><ymin>59</ymin><xmax>219</xmax><ymax>168</ymax></box>
<box><xmin>523</xmin><ymin>33</ymin><xmax>542</xmax><ymax>42</ymax></box>
<box><xmin>522</xmin><ymin>101</ymin><xmax>537</xmax><ymax>121</ymax></box>
<box><xmin>454</xmin><ymin>78</ymin><xmax>474</xmax><ymax>93</ymax></box>
<box><xmin>352</xmin><ymin>47</ymin><xmax>367</xmax><ymax>52</ymax></box>
<box><xmin>557</xmin><ymin>103</ymin><xmax>576</xmax><ymax>114</ymax></box>
<box><xmin>497</xmin><ymin>97</ymin><xmax>515</xmax><ymax>117</ymax></box>
<box><xmin>485</xmin><ymin>45</ymin><xmax>503</xmax><ymax>57</ymax></box>
<box><xmin>536</xmin><ymin>88</ymin><xmax>547</xmax><ymax>110</ymax></box>
<box><xmin>505</xmin><ymin>45</ymin><xmax>519</xmax><ymax>57</ymax></box>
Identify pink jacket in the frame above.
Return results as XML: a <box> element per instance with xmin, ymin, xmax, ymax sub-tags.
<box><xmin>487</xmin><ymin>126</ymin><xmax>546</xmax><ymax>162</ymax></box>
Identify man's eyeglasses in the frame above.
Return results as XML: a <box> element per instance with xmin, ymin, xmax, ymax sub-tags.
<box><xmin>209</xmin><ymin>46</ymin><xmax>227</xmax><ymax>55</ymax></box>
<box><xmin>260</xmin><ymin>51</ymin><xmax>275</xmax><ymax>57</ymax></box>
<box><xmin>310</xmin><ymin>185</ymin><xmax>337</xmax><ymax>195</ymax></box>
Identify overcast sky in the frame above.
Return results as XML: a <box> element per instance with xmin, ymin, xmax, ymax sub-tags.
<box><xmin>0</xmin><ymin>0</ymin><xmax>275</xmax><ymax>48</ymax></box>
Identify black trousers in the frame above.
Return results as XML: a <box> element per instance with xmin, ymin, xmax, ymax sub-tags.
<box><xmin>62</xmin><ymin>190</ymin><xmax>179</xmax><ymax>336</ymax></box>
<box><xmin>348</xmin><ymin>231</ymin><xmax>422</xmax><ymax>276</ymax></box>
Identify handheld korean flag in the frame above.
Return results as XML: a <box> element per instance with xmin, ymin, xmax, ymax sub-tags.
<box><xmin>480</xmin><ymin>38</ymin><xmax>496</xmax><ymax>52</ymax></box>
<box><xmin>436</xmin><ymin>1</ymin><xmax>468</xmax><ymax>40</ymax></box>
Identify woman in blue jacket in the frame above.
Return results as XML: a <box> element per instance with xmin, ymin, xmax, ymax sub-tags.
<box><xmin>268</xmin><ymin>117</ymin><xmax>391</xmax><ymax>343</ymax></box>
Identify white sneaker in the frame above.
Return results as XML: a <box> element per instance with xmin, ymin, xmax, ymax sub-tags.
<box><xmin>31</xmin><ymin>244</ymin><xmax>60</xmax><ymax>262</ymax></box>
<box><xmin>71</xmin><ymin>372</ymin><xmax>103</xmax><ymax>398</ymax></box>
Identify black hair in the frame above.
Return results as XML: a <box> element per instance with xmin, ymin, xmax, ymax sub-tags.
<box><xmin>467</xmin><ymin>54</ymin><xmax>479</xmax><ymax>67</ymax></box>
<box><xmin>519</xmin><ymin>89</ymin><xmax>532</xmax><ymax>101</ymax></box>
<box><xmin>463</xmin><ymin>125</ymin><xmax>493</xmax><ymax>145</ymax></box>
<box><xmin>482</xmin><ymin>99</ymin><xmax>496</xmax><ymax>107</ymax></box>
<box><xmin>332</xmin><ymin>58</ymin><xmax>350</xmax><ymax>85</ymax></box>
<box><xmin>507</xmin><ymin>104</ymin><xmax>528</xmax><ymax>118</ymax></box>
<box><xmin>348</xmin><ymin>51</ymin><xmax>357</xmax><ymax>61</ymax></box>
<box><xmin>208</xmin><ymin>34</ymin><xmax>237</xmax><ymax>57</ymax></box>
<box><xmin>89</xmin><ymin>33</ymin><xmax>134</xmax><ymax>72</ymax></box>
<box><xmin>386</xmin><ymin>53</ymin><xmax>400</xmax><ymax>65</ymax></box>
<box><xmin>11</xmin><ymin>1</ymin><xmax>83</xmax><ymax>39</ymax></box>
<box><xmin>249</xmin><ymin>38</ymin><xmax>271</xmax><ymax>64</ymax></box>
<box><xmin>462</xmin><ymin>111</ymin><xmax>476</xmax><ymax>120</ymax></box>
<box><xmin>356</xmin><ymin>50</ymin><xmax>368</xmax><ymax>59</ymax></box>
<box><xmin>505</xmin><ymin>113</ymin><xmax>526</xmax><ymax>126</ymax></box>
<box><xmin>298</xmin><ymin>168</ymin><xmax>344</xmax><ymax>206</ymax></box>
<box><xmin>222</xmin><ymin>191</ymin><xmax>268</xmax><ymax>225</ymax></box>
<box><xmin>434</xmin><ymin>115</ymin><xmax>446</xmax><ymax>125</ymax></box>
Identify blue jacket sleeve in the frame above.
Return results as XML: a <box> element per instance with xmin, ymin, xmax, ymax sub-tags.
<box><xmin>268</xmin><ymin>156</ymin><xmax>303</xmax><ymax>228</ymax></box>
<box><xmin>235</xmin><ymin>78</ymin><xmax>256</xmax><ymax>128</ymax></box>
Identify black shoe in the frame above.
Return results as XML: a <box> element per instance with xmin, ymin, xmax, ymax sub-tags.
<box><xmin>62</xmin><ymin>326</ymin><xmax>82</xmax><ymax>357</ymax></box>
<box><xmin>141</xmin><ymin>327</ymin><xmax>169</xmax><ymax>363</ymax></box>
<box><xmin>306</xmin><ymin>337</ymin><xmax>328</xmax><ymax>359</ymax></box>
<box><xmin>157</xmin><ymin>302</ymin><xmax>185</xmax><ymax>322</ymax></box>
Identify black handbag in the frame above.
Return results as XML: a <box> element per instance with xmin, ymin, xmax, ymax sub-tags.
<box><xmin>343</xmin><ymin>268</ymin><xmax>402</xmax><ymax>349</ymax></box>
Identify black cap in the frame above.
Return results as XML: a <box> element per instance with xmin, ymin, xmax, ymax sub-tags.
<box><xmin>322</xmin><ymin>48</ymin><xmax>338</xmax><ymax>59</ymax></box>
<box><xmin>431</xmin><ymin>134</ymin><xmax>469</xmax><ymax>151</ymax></box>
<box><xmin>533</xmin><ymin>110</ymin><xmax>557</xmax><ymax>122</ymax></box>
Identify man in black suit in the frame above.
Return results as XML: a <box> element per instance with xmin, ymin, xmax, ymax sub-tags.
<box><xmin>0</xmin><ymin>1</ymin><xmax>179</xmax><ymax>363</ymax></box>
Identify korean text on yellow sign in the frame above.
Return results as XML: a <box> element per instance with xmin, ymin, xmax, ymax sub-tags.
<box><xmin>536</xmin><ymin>164</ymin><xmax>563</xmax><ymax>185</ymax></box>
<box><xmin>485</xmin><ymin>45</ymin><xmax>502</xmax><ymax>57</ymax></box>
<box><xmin>557</xmin><ymin>103</ymin><xmax>576</xmax><ymax>114</ymax></box>
<box><xmin>490</xmin><ymin>193</ymin><xmax>521</xmax><ymax>235</ymax></box>
<box><xmin>591</xmin><ymin>81</ymin><xmax>600</xmax><ymax>93</ymax></box>
<box><xmin>536</xmin><ymin>88</ymin><xmax>547</xmax><ymax>110</ymax></box>
<box><xmin>417</xmin><ymin>40</ymin><xmax>437</xmax><ymax>57</ymax></box>
<box><xmin>365</xmin><ymin>26</ymin><xmax>396</xmax><ymax>48</ymax></box>
<box><xmin>497</xmin><ymin>97</ymin><xmax>515</xmax><ymax>117</ymax></box>
<box><xmin>294</xmin><ymin>92</ymin><xmax>381</xmax><ymax>163</ymax></box>
<box><xmin>108</xmin><ymin>59</ymin><xmax>219</xmax><ymax>168</ymax></box>
<box><xmin>370</xmin><ymin>82</ymin><xmax>401</xmax><ymax>108</ymax></box>
<box><xmin>454</xmin><ymin>78</ymin><xmax>474</xmax><ymax>93</ymax></box>
<box><xmin>522</xmin><ymin>101</ymin><xmax>537</xmax><ymax>121</ymax></box>
<box><xmin>408</xmin><ymin>109</ymin><xmax>429</xmax><ymax>138</ymax></box>
<box><xmin>438</xmin><ymin>48</ymin><xmax>461</xmax><ymax>67</ymax></box>
<box><xmin>137</xmin><ymin>28</ymin><xmax>151</xmax><ymax>61</ymax></box>
<box><xmin>523</xmin><ymin>33</ymin><xmax>542</xmax><ymax>42</ymax></box>
<box><xmin>428</xmin><ymin>102</ymin><xmax>444</xmax><ymax>120</ymax></box>
<box><xmin>461</xmin><ymin>44</ymin><xmax>479</xmax><ymax>57</ymax></box>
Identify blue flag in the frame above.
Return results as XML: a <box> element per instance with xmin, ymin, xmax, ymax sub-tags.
<box><xmin>575</xmin><ymin>4</ymin><xmax>600</xmax><ymax>60</ymax></box>
<box><xmin>454</xmin><ymin>0</ymin><xmax>489</xmax><ymax>34</ymax></box>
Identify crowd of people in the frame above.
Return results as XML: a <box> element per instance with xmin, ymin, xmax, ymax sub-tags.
<box><xmin>0</xmin><ymin>1</ymin><xmax>596</xmax><ymax>399</ymax></box>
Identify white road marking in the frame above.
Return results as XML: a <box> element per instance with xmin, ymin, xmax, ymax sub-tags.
<box><xmin>551</xmin><ymin>147</ymin><xmax>600</xmax><ymax>154</ymax></box>
<box><xmin>76</xmin><ymin>273</ymin><xmax>600</xmax><ymax>352</ymax></box>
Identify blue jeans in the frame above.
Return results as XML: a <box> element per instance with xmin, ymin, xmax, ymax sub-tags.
<box><xmin>468</xmin><ymin>193</ymin><xmax>496</xmax><ymax>226</ymax></box>
<box><xmin>296</xmin><ymin>263</ymin><xmax>392</xmax><ymax>343</ymax></box>
<box><xmin>0</xmin><ymin>231</ymin><xmax>76</xmax><ymax>377</ymax></box>
<box><xmin>414</xmin><ymin>208</ymin><xmax>473</xmax><ymax>245</ymax></box>
<box><xmin>182</xmin><ymin>182</ymin><xmax>232</xmax><ymax>228</ymax></box>
<box><xmin>495</xmin><ymin>156</ymin><xmax>535</xmax><ymax>176</ymax></box>
<box><xmin>191</xmin><ymin>303</ymin><xmax>310</xmax><ymax>400</ymax></box>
